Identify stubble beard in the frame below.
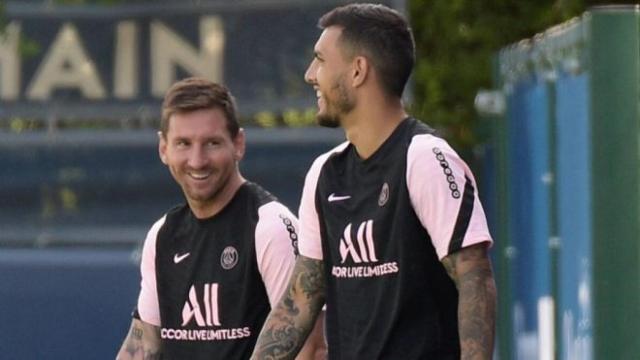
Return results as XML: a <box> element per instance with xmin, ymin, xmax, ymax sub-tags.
<box><xmin>316</xmin><ymin>76</ymin><xmax>355</xmax><ymax>128</ymax></box>
<box><xmin>181</xmin><ymin>168</ymin><xmax>229</xmax><ymax>208</ymax></box>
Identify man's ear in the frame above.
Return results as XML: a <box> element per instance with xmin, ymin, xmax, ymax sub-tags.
<box><xmin>158</xmin><ymin>131</ymin><xmax>168</xmax><ymax>165</ymax></box>
<box><xmin>351</xmin><ymin>56</ymin><xmax>370</xmax><ymax>88</ymax></box>
<box><xmin>234</xmin><ymin>128</ymin><xmax>246</xmax><ymax>161</ymax></box>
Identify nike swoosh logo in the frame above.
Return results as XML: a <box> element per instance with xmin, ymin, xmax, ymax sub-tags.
<box><xmin>328</xmin><ymin>193</ymin><xmax>351</xmax><ymax>202</ymax></box>
<box><xmin>173</xmin><ymin>252</ymin><xmax>191</xmax><ymax>264</ymax></box>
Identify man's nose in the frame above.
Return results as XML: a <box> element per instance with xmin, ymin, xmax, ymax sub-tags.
<box><xmin>304</xmin><ymin>61</ymin><xmax>316</xmax><ymax>84</ymax></box>
<box><xmin>187</xmin><ymin>147</ymin><xmax>208</xmax><ymax>169</ymax></box>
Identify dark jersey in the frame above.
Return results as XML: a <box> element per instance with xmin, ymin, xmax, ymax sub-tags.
<box><xmin>137</xmin><ymin>182</ymin><xmax>299</xmax><ymax>360</ymax></box>
<box><xmin>298</xmin><ymin>118</ymin><xmax>492</xmax><ymax>359</ymax></box>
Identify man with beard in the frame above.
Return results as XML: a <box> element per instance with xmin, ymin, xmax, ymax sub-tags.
<box><xmin>251</xmin><ymin>4</ymin><xmax>496</xmax><ymax>360</ymax></box>
<box><xmin>116</xmin><ymin>78</ymin><xmax>325</xmax><ymax>360</ymax></box>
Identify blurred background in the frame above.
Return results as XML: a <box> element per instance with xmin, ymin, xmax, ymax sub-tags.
<box><xmin>1</xmin><ymin>0</ymin><xmax>639</xmax><ymax>359</ymax></box>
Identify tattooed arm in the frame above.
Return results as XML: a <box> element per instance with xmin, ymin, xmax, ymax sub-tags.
<box><xmin>251</xmin><ymin>255</ymin><xmax>326</xmax><ymax>360</ymax></box>
<box><xmin>441</xmin><ymin>242</ymin><xmax>496</xmax><ymax>360</ymax></box>
<box><xmin>115</xmin><ymin>318</ymin><xmax>163</xmax><ymax>360</ymax></box>
<box><xmin>295</xmin><ymin>311</ymin><xmax>327</xmax><ymax>360</ymax></box>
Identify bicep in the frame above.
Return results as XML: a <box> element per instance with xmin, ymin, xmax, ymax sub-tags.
<box><xmin>441</xmin><ymin>242</ymin><xmax>493</xmax><ymax>289</ymax></box>
<box><xmin>115</xmin><ymin>318</ymin><xmax>162</xmax><ymax>360</ymax></box>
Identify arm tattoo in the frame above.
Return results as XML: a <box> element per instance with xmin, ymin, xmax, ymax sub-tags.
<box><xmin>251</xmin><ymin>255</ymin><xmax>326</xmax><ymax>360</ymax></box>
<box><xmin>442</xmin><ymin>243</ymin><xmax>497</xmax><ymax>360</ymax></box>
<box><xmin>117</xmin><ymin>320</ymin><xmax>163</xmax><ymax>360</ymax></box>
<box><xmin>131</xmin><ymin>326</ymin><xmax>143</xmax><ymax>340</ymax></box>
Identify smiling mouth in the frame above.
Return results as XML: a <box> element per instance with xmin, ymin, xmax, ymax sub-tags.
<box><xmin>315</xmin><ymin>90</ymin><xmax>325</xmax><ymax>109</ymax></box>
<box><xmin>188</xmin><ymin>171</ymin><xmax>212</xmax><ymax>180</ymax></box>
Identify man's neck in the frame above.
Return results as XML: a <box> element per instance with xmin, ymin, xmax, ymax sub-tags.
<box><xmin>343</xmin><ymin>99</ymin><xmax>408</xmax><ymax>160</ymax></box>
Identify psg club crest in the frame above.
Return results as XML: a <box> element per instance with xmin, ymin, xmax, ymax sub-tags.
<box><xmin>378</xmin><ymin>182</ymin><xmax>390</xmax><ymax>207</ymax></box>
<box><xmin>220</xmin><ymin>246</ymin><xmax>239</xmax><ymax>270</ymax></box>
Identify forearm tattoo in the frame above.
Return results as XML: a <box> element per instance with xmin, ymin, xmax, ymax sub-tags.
<box><xmin>443</xmin><ymin>244</ymin><xmax>497</xmax><ymax>360</ymax></box>
<box><xmin>118</xmin><ymin>322</ymin><xmax>163</xmax><ymax>360</ymax></box>
<box><xmin>131</xmin><ymin>326</ymin><xmax>143</xmax><ymax>340</ymax></box>
<box><xmin>252</xmin><ymin>256</ymin><xmax>326</xmax><ymax>360</ymax></box>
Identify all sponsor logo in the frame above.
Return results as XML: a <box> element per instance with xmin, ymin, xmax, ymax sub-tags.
<box><xmin>182</xmin><ymin>283</ymin><xmax>221</xmax><ymax>327</ymax></box>
<box><xmin>333</xmin><ymin>220</ymin><xmax>399</xmax><ymax>278</ymax></box>
<box><xmin>161</xmin><ymin>327</ymin><xmax>251</xmax><ymax>341</ymax></box>
<box><xmin>163</xmin><ymin>282</ymin><xmax>253</xmax><ymax>342</ymax></box>
<box><xmin>339</xmin><ymin>221</ymin><xmax>378</xmax><ymax>264</ymax></box>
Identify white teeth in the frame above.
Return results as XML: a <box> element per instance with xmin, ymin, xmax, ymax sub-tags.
<box><xmin>189</xmin><ymin>172</ymin><xmax>210</xmax><ymax>180</ymax></box>
<box><xmin>316</xmin><ymin>90</ymin><xmax>322</xmax><ymax>98</ymax></box>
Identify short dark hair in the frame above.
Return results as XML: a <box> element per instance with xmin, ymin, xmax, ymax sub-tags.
<box><xmin>160</xmin><ymin>77</ymin><xmax>239</xmax><ymax>138</ymax></box>
<box><xmin>319</xmin><ymin>3</ymin><xmax>415</xmax><ymax>98</ymax></box>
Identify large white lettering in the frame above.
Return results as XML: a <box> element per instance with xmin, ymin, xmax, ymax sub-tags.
<box><xmin>114</xmin><ymin>20</ymin><xmax>138</xmax><ymax>99</ymax></box>
<box><xmin>0</xmin><ymin>21</ymin><xmax>20</xmax><ymax>100</ymax></box>
<box><xmin>0</xmin><ymin>16</ymin><xmax>225</xmax><ymax>101</ymax></box>
<box><xmin>27</xmin><ymin>23</ymin><xmax>106</xmax><ymax>100</ymax></box>
<box><xmin>150</xmin><ymin>16</ymin><xmax>224</xmax><ymax>97</ymax></box>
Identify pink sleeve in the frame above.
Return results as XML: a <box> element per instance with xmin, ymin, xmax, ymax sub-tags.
<box><xmin>255</xmin><ymin>202</ymin><xmax>299</xmax><ymax>307</ymax></box>
<box><xmin>407</xmin><ymin>135</ymin><xmax>492</xmax><ymax>260</ymax></box>
<box><xmin>136</xmin><ymin>216</ymin><xmax>165</xmax><ymax>326</ymax></box>
<box><xmin>298</xmin><ymin>142</ymin><xmax>348</xmax><ymax>260</ymax></box>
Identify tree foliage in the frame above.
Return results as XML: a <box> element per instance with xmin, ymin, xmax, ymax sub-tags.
<box><xmin>0</xmin><ymin>2</ymin><xmax>4</xmax><ymax>29</ymax></box>
<box><xmin>408</xmin><ymin>0</ymin><xmax>635</xmax><ymax>151</ymax></box>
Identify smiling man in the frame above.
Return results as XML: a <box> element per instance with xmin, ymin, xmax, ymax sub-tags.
<box><xmin>116</xmin><ymin>78</ymin><xmax>325</xmax><ymax>360</ymax></box>
<box><xmin>251</xmin><ymin>4</ymin><xmax>496</xmax><ymax>360</ymax></box>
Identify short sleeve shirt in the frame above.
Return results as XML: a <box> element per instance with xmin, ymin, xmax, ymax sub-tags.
<box><xmin>298</xmin><ymin>118</ymin><xmax>492</xmax><ymax>359</ymax></box>
<box><xmin>136</xmin><ymin>182</ymin><xmax>299</xmax><ymax>359</ymax></box>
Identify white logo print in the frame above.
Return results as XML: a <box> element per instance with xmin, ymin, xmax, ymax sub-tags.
<box><xmin>164</xmin><ymin>284</ymin><xmax>253</xmax><ymax>342</ymax></box>
<box><xmin>332</xmin><ymin>220</ymin><xmax>399</xmax><ymax>278</ymax></box>
<box><xmin>220</xmin><ymin>246</ymin><xmax>238</xmax><ymax>270</ymax></box>
<box><xmin>328</xmin><ymin>193</ymin><xmax>351</xmax><ymax>202</ymax></box>
<box><xmin>173</xmin><ymin>252</ymin><xmax>191</xmax><ymax>264</ymax></box>
<box><xmin>339</xmin><ymin>221</ymin><xmax>378</xmax><ymax>263</ymax></box>
<box><xmin>182</xmin><ymin>283</ymin><xmax>221</xmax><ymax>327</ymax></box>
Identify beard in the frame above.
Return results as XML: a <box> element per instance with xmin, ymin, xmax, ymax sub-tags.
<box><xmin>316</xmin><ymin>113</ymin><xmax>341</xmax><ymax>128</ymax></box>
<box><xmin>316</xmin><ymin>75</ymin><xmax>355</xmax><ymax>128</ymax></box>
<box><xmin>178</xmin><ymin>165</ymin><xmax>232</xmax><ymax>206</ymax></box>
